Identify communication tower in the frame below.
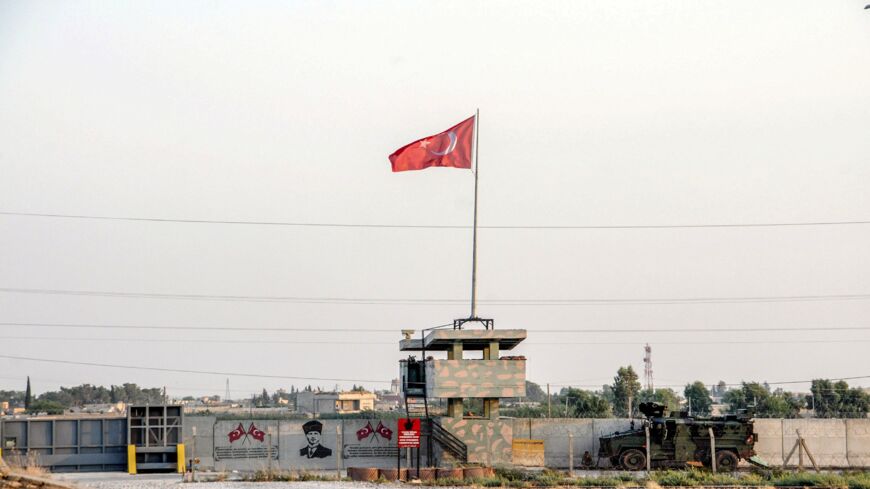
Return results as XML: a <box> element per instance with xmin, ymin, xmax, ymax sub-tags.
<box><xmin>643</xmin><ymin>343</ymin><xmax>653</xmax><ymax>391</ymax></box>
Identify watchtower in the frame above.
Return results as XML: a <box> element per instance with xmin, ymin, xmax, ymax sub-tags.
<box><xmin>399</xmin><ymin>319</ymin><xmax>526</xmax><ymax>464</ymax></box>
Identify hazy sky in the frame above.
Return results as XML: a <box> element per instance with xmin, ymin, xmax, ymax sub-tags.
<box><xmin>1</xmin><ymin>1</ymin><xmax>869</xmax><ymax>399</ymax></box>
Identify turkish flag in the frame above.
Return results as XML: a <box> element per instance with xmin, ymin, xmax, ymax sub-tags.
<box><xmin>389</xmin><ymin>116</ymin><xmax>475</xmax><ymax>172</ymax></box>
<box><xmin>228</xmin><ymin>423</ymin><xmax>246</xmax><ymax>443</ymax></box>
<box><xmin>375</xmin><ymin>421</ymin><xmax>393</xmax><ymax>440</ymax></box>
<box><xmin>357</xmin><ymin>421</ymin><xmax>375</xmax><ymax>441</ymax></box>
<box><xmin>247</xmin><ymin>423</ymin><xmax>265</xmax><ymax>442</ymax></box>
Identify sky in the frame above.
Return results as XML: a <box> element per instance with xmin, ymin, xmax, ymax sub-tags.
<box><xmin>1</xmin><ymin>1</ymin><xmax>869</xmax><ymax>400</ymax></box>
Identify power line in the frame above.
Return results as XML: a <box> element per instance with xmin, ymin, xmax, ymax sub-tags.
<box><xmin>1</xmin><ymin>336</ymin><xmax>868</xmax><ymax>346</ymax></box>
<box><xmin>0</xmin><ymin>336</ymin><xmax>395</xmax><ymax>345</ymax></box>
<box><xmin>2</xmin><ymin>287</ymin><xmax>870</xmax><ymax>305</ymax></box>
<box><xmin>546</xmin><ymin>375</ymin><xmax>870</xmax><ymax>389</ymax></box>
<box><xmin>3</xmin><ymin>321</ymin><xmax>870</xmax><ymax>334</ymax></box>
<box><xmin>532</xmin><ymin>339</ymin><xmax>870</xmax><ymax>345</ymax></box>
<box><xmin>534</xmin><ymin>326</ymin><xmax>870</xmax><ymax>333</ymax></box>
<box><xmin>0</xmin><ymin>354</ymin><xmax>392</xmax><ymax>384</ymax></box>
<box><xmin>2</xmin><ymin>210</ymin><xmax>870</xmax><ymax>229</ymax></box>
<box><xmin>0</xmin><ymin>322</ymin><xmax>397</xmax><ymax>332</ymax></box>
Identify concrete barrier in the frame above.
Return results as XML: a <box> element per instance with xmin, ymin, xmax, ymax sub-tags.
<box><xmin>846</xmin><ymin>419</ymin><xmax>870</xmax><ymax>467</ymax></box>
<box><xmin>782</xmin><ymin>419</ymin><xmax>848</xmax><ymax>468</ymax></box>
<box><xmin>183</xmin><ymin>417</ymin><xmax>416</xmax><ymax>473</ymax></box>
<box><xmin>752</xmin><ymin>419</ymin><xmax>783</xmax><ymax>466</ymax></box>
<box><xmin>178</xmin><ymin>415</ymin><xmax>870</xmax><ymax>471</ymax></box>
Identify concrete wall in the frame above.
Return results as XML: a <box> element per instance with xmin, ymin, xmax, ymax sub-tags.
<box><xmin>427</xmin><ymin>360</ymin><xmax>526</xmax><ymax>398</ymax></box>
<box><xmin>181</xmin><ymin>417</ymin><xmax>426</xmax><ymax>472</ymax></box>
<box><xmin>508</xmin><ymin>418</ymin><xmax>870</xmax><ymax>469</ymax></box>
<box><xmin>183</xmin><ymin>415</ymin><xmax>216</xmax><ymax>470</ymax></box>
<box><xmin>439</xmin><ymin>418</ymin><xmax>512</xmax><ymax>465</ymax></box>
<box><xmin>511</xmin><ymin>418</ymin><xmax>632</xmax><ymax>468</ymax></box>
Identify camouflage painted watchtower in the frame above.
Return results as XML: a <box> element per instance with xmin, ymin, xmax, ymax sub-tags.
<box><xmin>399</xmin><ymin>319</ymin><xmax>526</xmax><ymax>465</ymax></box>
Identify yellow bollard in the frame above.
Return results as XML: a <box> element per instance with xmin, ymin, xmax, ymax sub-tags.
<box><xmin>176</xmin><ymin>444</ymin><xmax>186</xmax><ymax>473</ymax></box>
<box><xmin>127</xmin><ymin>445</ymin><xmax>137</xmax><ymax>474</ymax></box>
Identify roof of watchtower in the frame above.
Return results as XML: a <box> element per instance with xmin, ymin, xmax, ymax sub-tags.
<box><xmin>399</xmin><ymin>328</ymin><xmax>527</xmax><ymax>351</ymax></box>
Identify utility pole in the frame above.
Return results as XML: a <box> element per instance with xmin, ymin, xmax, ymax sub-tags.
<box><xmin>708</xmin><ymin>427</ymin><xmax>717</xmax><ymax>473</ymax></box>
<box><xmin>644</xmin><ymin>424</ymin><xmax>651</xmax><ymax>472</ymax></box>
<box><xmin>568</xmin><ymin>432</ymin><xmax>574</xmax><ymax>477</ymax></box>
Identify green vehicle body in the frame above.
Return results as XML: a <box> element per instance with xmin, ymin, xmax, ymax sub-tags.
<box><xmin>598</xmin><ymin>402</ymin><xmax>757</xmax><ymax>471</ymax></box>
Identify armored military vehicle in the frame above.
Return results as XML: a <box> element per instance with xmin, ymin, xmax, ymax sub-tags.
<box><xmin>598</xmin><ymin>402</ymin><xmax>757</xmax><ymax>471</ymax></box>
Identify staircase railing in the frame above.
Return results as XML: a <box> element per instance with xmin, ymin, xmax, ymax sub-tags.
<box><xmin>428</xmin><ymin>418</ymin><xmax>468</xmax><ymax>463</ymax></box>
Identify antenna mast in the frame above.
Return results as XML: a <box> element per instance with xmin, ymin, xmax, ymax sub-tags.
<box><xmin>644</xmin><ymin>343</ymin><xmax>653</xmax><ymax>391</ymax></box>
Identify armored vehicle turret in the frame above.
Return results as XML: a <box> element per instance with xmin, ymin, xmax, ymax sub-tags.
<box><xmin>598</xmin><ymin>402</ymin><xmax>757</xmax><ymax>471</ymax></box>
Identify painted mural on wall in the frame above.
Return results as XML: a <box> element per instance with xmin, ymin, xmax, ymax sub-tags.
<box><xmin>300</xmin><ymin>420</ymin><xmax>332</xmax><ymax>458</ymax></box>
<box><xmin>343</xmin><ymin>419</ymin><xmax>399</xmax><ymax>459</ymax></box>
<box><xmin>215</xmin><ymin>421</ymin><xmax>279</xmax><ymax>461</ymax></box>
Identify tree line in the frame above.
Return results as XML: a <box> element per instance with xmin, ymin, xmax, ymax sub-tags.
<box><xmin>1</xmin><ymin>377</ymin><xmax>165</xmax><ymax>414</ymax></box>
<box><xmin>505</xmin><ymin>366</ymin><xmax>869</xmax><ymax>419</ymax></box>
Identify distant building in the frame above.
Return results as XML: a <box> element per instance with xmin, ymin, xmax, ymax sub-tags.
<box><xmin>710</xmin><ymin>403</ymin><xmax>728</xmax><ymax>416</ymax></box>
<box><xmin>375</xmin><ymin>391</ymin><xmax>402</xmax><ymax>411</ymax></box>
<box><xmin>68</xmin><ymin>402</ymin><xmax>126</xmax><ymax>415</ymax></box>
<box><xmin>296</xmin><ymin>391</ymin><xmax>376</xmax><ymax>415</ymax></box>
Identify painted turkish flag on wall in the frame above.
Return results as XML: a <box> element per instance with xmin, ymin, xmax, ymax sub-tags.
<box><xmin>388</xmin><ymin>116</ymin><xmax>475</xmax><ymax>172</ymax></box>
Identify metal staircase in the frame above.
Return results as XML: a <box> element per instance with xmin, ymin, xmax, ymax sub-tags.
<box><xmin>402</xmin><ymin>353</ymin><xmax>468</xmax><ymax>465</ymax></box>
<box><xmin>428</xmin><ymin>418</ymin><xmax>468</xmax><ymax>463</ymax></box>
<box><xmin>405</xmin><ymin>396</ymin><xmax>428</xmax><ymax>418</ymax></box>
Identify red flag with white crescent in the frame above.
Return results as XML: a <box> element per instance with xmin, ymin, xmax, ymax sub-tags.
<box><xmin>228</xmin><ymin>423</ymin><xmax>246</xmax><ymax>443</ymax></box>
<box><xmin>389</xmin><ymin>116</ymin><xmax>475</xmax><ymax>172</ymax></box>
<box><xmin>248</xmin><ymin>423</ymin><xmax>266</xmax><ymax>442</ymax></box>
<box><xmin>357</xmin><ymin>421</ymin><xmax>375</xmax><ymax>441</ymax></box>
<box><xmin>375</xmin><ymin>421</ymin><xmax>393</xmax><ymax>440</ymax></box>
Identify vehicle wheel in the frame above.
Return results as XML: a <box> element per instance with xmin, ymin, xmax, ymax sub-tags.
<box><xmin>716</xmin><ymin>450</ymin><xmax>738</xmax><ymax>472</ymax></box>
<box><xmin>620</xmin><ymin>449</ymin><xmax>647</xmax><ymax>471</ymax></box>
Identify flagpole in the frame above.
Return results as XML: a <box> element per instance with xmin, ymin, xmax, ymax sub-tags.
<box><xmin>470</xmin><ymin>108</ymin><xmax>480</xmax><ymax>319</ymax></box>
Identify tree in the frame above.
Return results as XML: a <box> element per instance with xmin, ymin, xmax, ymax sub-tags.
<box><xmin>524</xmin><ymin>381</ymin><xmax>546</xmax><ymax>403</ymax></box>
<box><xmin>611</xmin><ymin>366</ymin><xmax>641</xmax><ymax>417</ymax></box>
<box><xmin>811</xmin><ymin>379</ymin><xmax>869</xmax><ymax>418</ymax></box>
<box><xmin>711</xmin><ymin>380</ymin><xmax>728</xmax><ymax>399</ymax></box>
<box><xmin>260</xmin><ymin>389</ymin><xmax>270</xmax><ymax>406</ymax></box>
<box><xmin>27</xmin><ymin>399</ymin><xmax>64</xmax><ymax>415</ymax></box>
<box><xmin>562</xmin><ymin>388</ymin><xmax>611</xmax><ymax>418</ymax></box>
<box><xmin>684</xmin><ymin>381</ymin><xmax>713</xmax><ymax>415</ymax></box>
<box><xmin>25</xmin><ymin>376</ymin><xmax>32</xmax><ymax>409</ymax></box>
<box><xmin>723</xmin><ymin>382</ymin><xmax>804</xmax><ymax>418</ymax></box>
<box><xmin>638</xmin><ymin>388</ymin><xmax>682</xmax><ymax>413</ymax></box>
<box><xmin>0</xmin><ymin>390</ymin><xmax>25</xmax><ymax>408</ymax></box>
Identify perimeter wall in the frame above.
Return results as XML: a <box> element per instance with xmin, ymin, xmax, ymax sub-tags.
<box><xmin>177</xmin><ymin>417</ymin><xmax>870</xmax><ymax>471</ymax></box>
<box><xmin>509</xmin><ymin>418</ymin><xmax>870</xmax><ymax>469</ymax></box>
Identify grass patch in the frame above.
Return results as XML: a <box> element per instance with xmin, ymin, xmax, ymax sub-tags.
<box><xmin>244</xmin><ymin>469</ymin><xmax>338</xmax><ymax>482</ymax></box>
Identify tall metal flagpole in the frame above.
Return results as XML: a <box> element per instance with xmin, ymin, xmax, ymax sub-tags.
<box><xmin>470</xmin><ymin>108</ymin><xmax>480</xmax><ymax>319</ymax></box>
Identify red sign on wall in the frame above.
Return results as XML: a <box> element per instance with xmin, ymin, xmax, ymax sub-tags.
<box><xmin>397</xmin><ymin>418</ymin><xmax>421</xmax><ymax>448</ymax></box>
